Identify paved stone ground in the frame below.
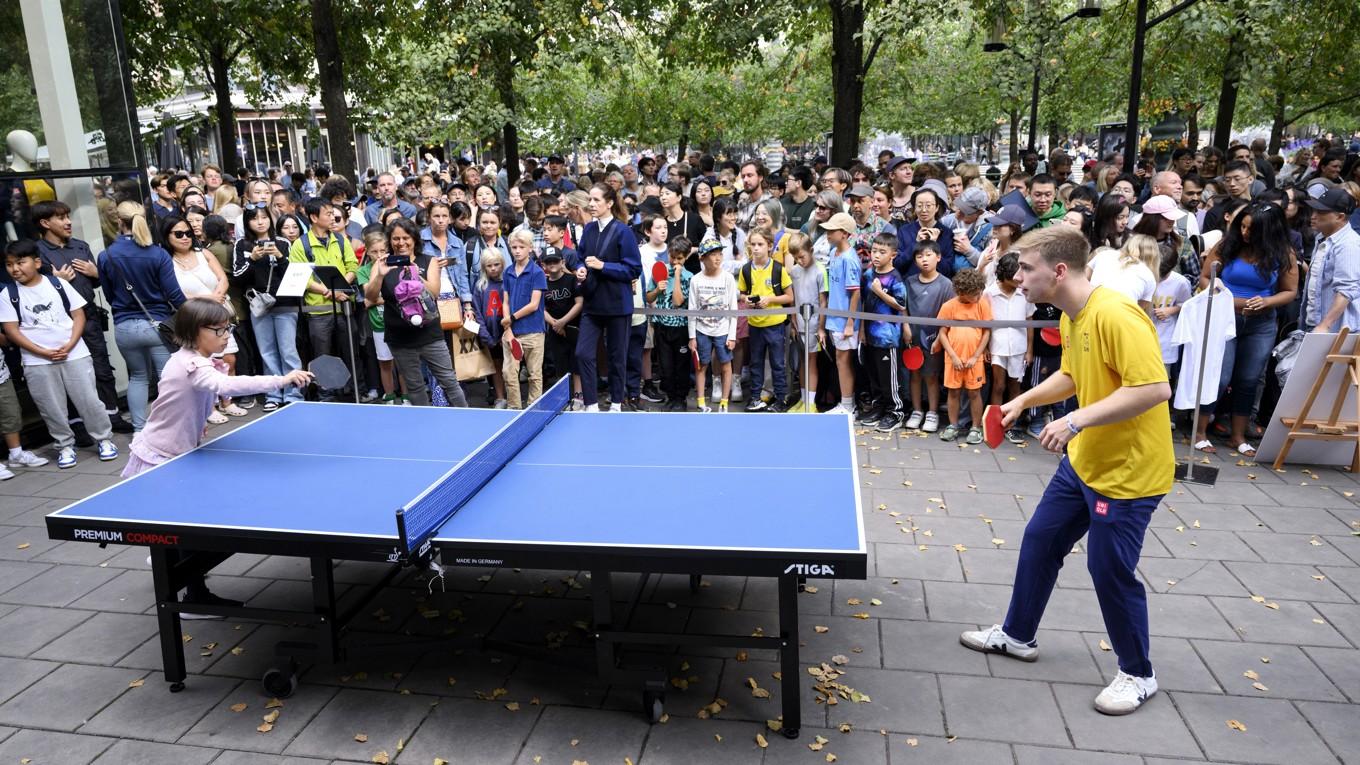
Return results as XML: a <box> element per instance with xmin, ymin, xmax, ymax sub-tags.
<box><xmin>0</xmin><ymin>409</ymin><xmax>1358</xmax><ymax>765</ymax></box>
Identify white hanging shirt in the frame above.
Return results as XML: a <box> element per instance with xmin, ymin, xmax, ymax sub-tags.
<box><xmin>1170</xmin><ymin>281</ymin><xmax>1236</xmax><ymax>409</ymax></box>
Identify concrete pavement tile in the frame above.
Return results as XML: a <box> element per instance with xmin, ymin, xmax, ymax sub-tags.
<box><xmin>1209</xmin><ymin>597</ymin><xmax>1350</xmax><ymax>647</ymax></box>
<box><xmin>1184</xmin><ymin>480</ymin><xmax>1276</xmax><ymax>506</ymax></box>
<box><xmin>480</xmin><ymin>567</ymin><xmax>580</xmax><ymax>598</ymax></box>
<box><xmin>1296</xmin><ymin>701</ymin><xmax>1360</xmax><ymax>765</ymax></box>
<box><xmin>82</xmin><ymin>672</ymin><xmax>236</xmax><ymax>742</ymax></box>
<box><xmin>180</xmin><ymin>683</ymin><xmax>337</xmax><ymax>754</ymax></box>
<box><xmin>910</xmin><ymin>516</ymin><xmax>1013</xmax><ymax>548</ymax></box>
<box><xmin>957</xmin><ymin>547</ymin><xmax>1021</xmax><ymax>586</ymax></box>
<box><xmin>942</xmin><ymin>490</ymin><xmax>1027</xmax><ymax>519</ymax></box>
<box><xmin>1138</xmin><ymin>559</ymin><xmax>1250</xmax><ymax>597</ymax></box>
<box><xmin>634</xmin><ymin>716</ymin><xmax>775</xmax><ymax>765</ymax></box>
<box><xmin>1145</xmin><ymin>593</ymin><xmax>1241</xmax><ymax>640</ymax></box>
<box><xmin>759</xmin><ymin>723</ymin><xmax>888</xmax><ymax>764</ymax></box>
<box><xmin>0</xmin><ymin>469</ymin><xmax>68</xmax><ymax>498</ymax></box>
<box><xmin>245</xmin><ymin>579</ymin><xmax>351</xmax><ymax>613</ymax></box>
<box><xmin>1190</xmin><ymin>639</ymin><xmax>1345</xmax><ymax>701</ymax></box>
<box><xmin>819</xmin><ymin>667</ymin><xmax>944</xmax><ymax>735</ymax></box>
<box><xmin>798</xmin><ymin>613</ymin><xmax>880</xmax><ymax>668</ymax></box>
<box><xmin>244</xmin><ymin>555</ymin><xmax>332</xmax><ymax>581</ymax></box>
<box><xmin>281</xmin><ymin>688</ymin><xmax>437</xmax><ymax>761</ymax></box>
<box><xmin>304</xmin><ymin>650</ymin><xmax>421</xmax><ymax>694</ymax></box>
<box><xmin>30</xmin><ymin>540</ymin><xmax>118</xmax><ymax>566</ymax></box>
<box><xmin>1037</xmin><ymin>587</ymin><xmax>1112</xmax><ymax>633</ymax></box>
<box><xmin>1150</xmin><ymin>528</ymin><xmax>1261</xmax><ymax>562</ymax></box>
<box><xmin>885</xmin><ymin>733</ymin><xmax>1010</xmax><ymax>764</ymax></box>
<box><xmin>874</xmin><ymin>543</ymin><xmax>964</xmax><ymax>582</ymax></box>
<box><xmin>939</xmin><ymin>674</ymin><xmax>1068</xmax><ymax>747</ymax></box>
<box><xmin>881</xmin><ymin>620</ymin><xmax>989</xmax><ymax>676</ymax></box>
<box><xmin>510</xmin><ymin>706</ymin><xmax>648</xmax><ymax>765</ymax></box>
<box><xmin>0</xmin><ymin>729</ymin><xmax>113</xmax><ymax>764</ymax></box>
<box><xmin>0</xmin><ymin>657</ymin><xmax>59</xmax><ymax>705</ymax></box>
<box><xmin>1248</xmin><ymin>505</ymin><xmax>1354</xmax><ymax>535</ymax></box>
<box><xmin>743</xmin><ymin>576</ymin><xmax>832</xmax><ymax>615</ymax></box>
<box><xmin>0</xmin><ymin>605</ymin><xmax>92</xmax><ymax>657</ymax></box>
<box><xmin>63</xmin><ymin>568</ymin><xmax>156</xmax><ymax>613</ymax></box>
<box><xmin>1084</xmin><ymin>635</ymin><xmax>1222</xmax><ymax>693</ymax></box>
<box><xmin>923</xmin><ymin>446</ymin><xmax>996</xmax><ymax>471</ymax></box>
<box><xmin>206</xmin><ymin>552</ymin><xmax>271</xmax><ymax>577</ymax></box>
<box><xmin>683</xmin><ymin>607</ymin><xmax>779</xmax><ymax>661</ymax></box>
<box><xmin>1162</xmin><ymin>503</ymin><xmax>1265</xmax><ymax>531</ymax></box>
<box><xmin>1324</xmin><ymin>534</ymin><xmax>1360</xmax><ymax>566</ymax></box>
<box><xmin>865</xmin><ymin>504</ymin><xmax>924</xmax><ymax>542</ymax></box>
<box><xmin>1052</xmin><ymin>681</ymin><xmax>1201</xmax><ymax>757</ymax></box>
<box><xmin>31</xmin><ymin>611</ymin><xmax>158</xmax><ymax>665</ymax></box>
<box><xmin>712</xmin><ymin>659</ymin><xmax>826</xmax><ymax>730</ymax></box>
<box><xmin>831</xmin><ymin>578</ymin><xmax>925</xmax><ymax>620</ymax></box>
<box><xmin>0</xmin><ymin>564</ymin><xmax>119</xmax><ymax>607</ymax></box>
<box><xmin>1223</xmin><ymin>561</ymin><xmax>1352</xmax><ymax>603</ymax></box>
<box><xmin>1237</xmin><ymin>531</ymin><xmax>1353</xmax><ymax>566</ymax></box>
<box><xmin>1313</xmin><ymin>602</ymin><xmax>1360</xmax><ymax>648</ymax></box>
<box><xmin>210</xmin><ymin>752</ymin><xmax>330</xmax><ymax>765</ymax></box>
<box><xmin>32</xmin><ymin>472</ymin><xmax>119</xmax><ymax>500</ymax></box>
<box><xmin>394</xmin><ymin>697</ymin><xmax>539</xmax><ymax>765</ymax></box>
<box><xmin>89</xmin><ymin>739</ymin><xmax>218</xmax><ymax>765</ymax></box>
<box><xmin>1253</xmin><ymin>483</ymin><xmax>1350</xmax><ymax>508</ymax></box>
<box><xmin>967</xmin><ymin>471</ymin><xmax>1048</xmax><ymax>495</ymax></box>
<box><xmin>127</xmin><ymin>620</ymin><xmax>259</xmax><ymax>675</ymax></box>
<box><xmin>922</xmin><ymin>581</ymin><xmax>1011</xmax><ymax>625</ymax></box>
<box><xmin>0</xmin><ymin>663</ymin><xmax>144</xmax><ymax>731</ymax></box>
<box><xmin>393</xmin><ymin>650</ymin><xmax>516</xmax><ymax>700</ymax></box>
<box><xmin>874</xmin><ymin>469</ymin><xmax>975</xmax><ymax>493</ymax></box>
<box><xmin>499</xmin><ymin>656</ymin><xmax>611</xmax><ymax>707</ymax></box>
<box><xmin>647</xmin><ymin>573</ymin><xmax>744</xmax><ymax>610</ymax></box>
<box><xmin>1318</xmin><ymin>565</ymin><xmax>1360</xmax><ymax>602</ymax></box>
<box><xmin>1302</xmin><ymin>646</ymin><xmax>1360</xmax><ymax>702</ymax></box>
<box><xmin>600</xmin><ymin>655</ymin><xmax>723</xmax><ymax>715</ymax></box>
<box><xmin>988</xmin><ymin>629</ymin><xmax>1103</xmax><ymax>684</ymax></box>
<box><xmin>0</xmin><ymin>560</ymin><xmax>52</xmax><ymax>596</ymax></box>
<box><xmin>1014</xmin><ymin>744</ymin><xmax>1142</xmax><ymax>764</ymax></box>
<box><xmin>0</xmin><ymin>495</ymin><xmax>50</xmax><ymax>523</ymax></box>
<box><xmin>0</xmin><ymin>726</ymin><xmax>10</xmax><ymax>743</ymax></box>
<box><xmin>1172</xmin><ymin>691</ymin><xmax>1336</xmax><ymax>765</ymax></box>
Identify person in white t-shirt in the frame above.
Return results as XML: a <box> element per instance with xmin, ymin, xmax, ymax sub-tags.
<box><xmin>1151</xmin><ymin>249</ymin><xmax>1192</xmax><ymax>378</ymax></box>
<box><xmin>1088</xmin><ymin>235</ymin><xmax>1160</xmax><ymax>314</ymax></box>
<box><xmin>0</xmin><ymin>241</ymin><xmax>116</xmax><ymax>469</ymax></box>
<box><xmin>985</xmin><ymin>253</ymin><xmax>1035</xmax><ymax>443</ymax></box>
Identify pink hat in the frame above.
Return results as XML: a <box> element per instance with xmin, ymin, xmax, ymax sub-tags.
<box><xmin>1142</xmin><ymin>194</ymin><xmax>1185</xmax><ymax>221</ymax></box>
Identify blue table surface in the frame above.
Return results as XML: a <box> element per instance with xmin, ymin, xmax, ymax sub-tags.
<box><xmin>50</xmin><ymin>406</ymin><xmax>863</xmax><ymax>555</ymax></box>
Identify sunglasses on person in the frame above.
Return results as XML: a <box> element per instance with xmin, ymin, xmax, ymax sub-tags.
<box><xmin>205</xmin><ymin>323</ymin><xmax>236</xmax><ymax>338</ymax></box>
<box><xmin>243</xmin><ymin>202</ymin><xmax>270</xmax><ymax>211</ymax></box>
<box><xmin>170</xmin><ymin>229</ymin><xmax>193</xmax><ymax>239</ymax></box>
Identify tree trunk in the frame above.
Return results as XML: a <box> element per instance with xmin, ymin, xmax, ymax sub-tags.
<box><xmin>678</xmin><ymin>120</ymin><xmax>690</xmax><ymax>160</ymax></box>
<box><xmin>827</xmin><ymin>0</ymin><xmax>866</xmax><ymax>168</ymax></box>
<box><xmin>1008</xmin><ymin>108</ymin><xmax>1020</xmax><ymax>164</ymax></box>
<box><xmin>494</xmin><ymin>51</ymin><xmax>520</xmax><ymax>187</ymax></box>
<box><xmin>209</xmin><ymin>45</ymin><xmax>237</xmax><ymax>173</ymax></box>
<box><xmin>310</xmin><ymin>0</ymin><xmax>355</xmax><ymax>182</ymax></box>
<box><xmin>1268</xmin><ymin>91</ymin><xmax>1287</xmax><ymax>154</ymax></box>
<box><xmin>1212</xmin><ymin>22</ymin><xmax>1247</xmax><ymax>150</ymax></box>
<box><xmin>1186</xmin><ymin>105</ymin><xmax>1199</xmax><ymax>151</ymax></box>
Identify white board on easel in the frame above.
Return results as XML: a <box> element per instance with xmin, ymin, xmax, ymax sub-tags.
<box><xmin>1255</xmin><ymin>331</ymin><xmax>1358</xmax><ymax>466</ymax></box>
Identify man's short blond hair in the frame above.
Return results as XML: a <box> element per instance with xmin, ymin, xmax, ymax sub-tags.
<box><xmin>1014</xmin><ymin>226</ymin><xmax>1090</xmax><ymax>271</ymax></box>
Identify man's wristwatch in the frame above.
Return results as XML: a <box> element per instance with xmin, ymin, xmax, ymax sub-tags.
<box><xmin>1066</xmin><ymin>414</ymin><xmax>1082</xmax><ymax>436</ymax></box>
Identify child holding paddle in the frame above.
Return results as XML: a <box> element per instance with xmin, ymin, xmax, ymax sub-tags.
<box><xmin>985</xmin><ymin>253</ymin><xmax>1034</xmax><ymax>444</ymax></box>
<box><xmin>933</xmin><ymin>268</ymin><xmax>991</xmax><ymax>444</ymax></box>
<box><xmin>786</xmin><ymin>232</ymin><xmax>826</xmax><ymax>413</ymax></box>
<box><xmin>688</xmin><ymin>238</ymin><xmax>739</xmax><ymax>412</ymax></box>
<box><xmin>904</xmin><ymin>241</ymin><xmax>954</xmax><ymax>432</ymax></box>
<box><xmin>858</xmin><ymin>232</ymin><xmax>909</xmax><ymax>431</ymax></box>
<box><xmin>501</xmin><ymin>231</ymin><xmax>547</xmax><ymax>409</ymax></box>
<box><xmin>646</xmin><ymin>237</ymin><xmax>693</xmax><ymax>410</ymax></box>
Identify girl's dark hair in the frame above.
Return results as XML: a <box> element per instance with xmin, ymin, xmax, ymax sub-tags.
<box><xmin>379</xmin><ymin>207</ymin><xmax>405</xmax><ymax>227</ymax></box>
<box><xmin>1092</xmin><ymin>194</ymin><xmax>1129</xmax><ymax>250</ymax></box>
<box><xmin>474</xmin><ymin>183</ymin><xmax>499</xmax><ymax>206</ymax></box>
<box><xmin>385</xmin><ymin>217</ymin><xmax>422</xmax><ymax>253</ymax></box>
<box><xmin>450</xmin><ymin>201</ymin><xmax>472</xmax><ymax>223</ymax></box>
<box><xmin>1158</xmin><ymin>246</ymin><xmax>1179</xmax><ymax>280</ymax></box>
<box><xmin>591</xmin><ymin>182</ymin><xmax>630</xmax><ymax>223</ymax></box>
<box><xmin>1219</xmin><ymin>202</ymin><xmax>1293</xmax><ymax>283</ymax></box>
<box><xmin>1067</xmin><ymin>206</ymin><xmax>1095</xmax><ymax>242</ymax></box>
<box><xmin>711</xmin><ymin>195</ymin><xmax>738</xmax><ymax>232</ymax></box>
<box><xmin>660</xmin><ymin>181</ymin><xmax>685</xmax><ymax>199</ymax></box>
<box><xmin>202</xmin><ymin>214</ymin><xmax>234</xmax><ymax>245</ymax></box>
<box><xmin>172</xmin><ymin>296</ymin><xmax>233</xmax><ymax>347</ymax></box>
<box><xmin>690</xmin><ymin>178</ymin><xmax>716</xmax><ymax>207</ymax></box>
<box><xmin>160</xmin><ymin>215</ymin><xmax>194</xmax><ymax>249</ymax></box>
<box><xmin>242</xmin><ymin>205</ymin><xmax>275</xmax><ymax>240</ymax></box>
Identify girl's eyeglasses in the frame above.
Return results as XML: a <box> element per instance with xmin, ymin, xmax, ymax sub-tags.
<box><xmin>170</xmin><ymin>230</ymin><xmax>192</xmax><ymax>239</ymax></box>
<box><xmin>243</xmin><ymin>202</ymin><xmax>270</xmax><ymax>211</ymax></box>
<box><xmin>205</xmin><ymin>323</ymin><xmax>237</xmax><ymax>338</ymax></box>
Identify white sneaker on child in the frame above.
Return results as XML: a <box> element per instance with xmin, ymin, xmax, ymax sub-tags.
<box><xmin>1094</xmin><ymin>670</ymin><xmax>1157</xmax><ymax>715</ymax></box>
<box><xmin>0</xmin><ymin>465</ymin><xmax>14</xmax><ymax>481</ymax></box>
<box><xmin>8</xmin><ymin>450</ymin><xmax>48</xmax><ymax>468</ymax></box>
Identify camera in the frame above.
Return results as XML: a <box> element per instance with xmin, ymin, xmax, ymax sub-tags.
<box><xmin>386</xmin><ymin>255</ymin><xmax>411</xmax><ymax>267</ymax></box>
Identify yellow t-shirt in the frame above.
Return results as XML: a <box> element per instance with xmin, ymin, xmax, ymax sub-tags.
<box><xmin>1059</xmin><ymin>287</ymin><xmax>1174</xmax><ymax>499</ymax></box>
<box><xmin>737</xmin><ymin>259</ymin><xmax>792</xmax><ymax>328</ymax></box>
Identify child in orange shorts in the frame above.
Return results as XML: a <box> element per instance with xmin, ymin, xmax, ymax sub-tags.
<box><xmin>933</xmin><ymin>268</ymin><xmax>992</xmax><ymax>444</ymax></box>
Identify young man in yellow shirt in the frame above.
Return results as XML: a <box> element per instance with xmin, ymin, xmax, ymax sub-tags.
<box><xmin>291</xmin><ymin>198</ymin><xmax>362</xmax><ymax>399</ymax></box>
<box><xmin>959</xmin><ymin>226</ymin><xmax>1174</xmax><ymax>716</ymax></box>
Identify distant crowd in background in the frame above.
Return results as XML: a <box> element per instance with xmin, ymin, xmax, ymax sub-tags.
<box><xmin>1</xmin><ymin>131</ymin><xmax>1358</xmax><ymax>478</ymax></box>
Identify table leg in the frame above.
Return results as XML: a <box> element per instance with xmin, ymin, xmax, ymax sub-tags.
<box><xmin>310</xmin><ymin>557</ymin><xmax>340</xmax><ymax>663</ymax></box>
<box><xmin>149</xmin><ymin>547</ymin><xmax>186</xmax><ymax>692</ymax></box>
<box><xmin>778</xmin><ymin>574</ymin><xmax>800</xmax><ymax>738</ymax></box>
<box><xmin>591</xmin><ymin>570</ymin><xmax>615</xmax><ymax>674</ymax></box>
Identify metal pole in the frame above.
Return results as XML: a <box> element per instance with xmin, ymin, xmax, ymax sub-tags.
<box><xmin>1124</xmin><ymin>0</ymin><xmax>1149</xmax><ymax>173</ymax></box>
<box><xmin>342</xmin><ymin>298</ymin><xmax>360</xmax><ymax>404</ymax></box>
<box><xmin>801</xmin><ymin>303</ymin><xmax>814</xmax><ymax>413</ymax></box>
<box><xmin>1183</xmin><ymin>262</ymin><xmax>1219</xmax><ymax>479</ymax></box>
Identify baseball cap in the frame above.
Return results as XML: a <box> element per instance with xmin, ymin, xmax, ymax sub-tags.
<box><xmin>1306</xmin><ymin>187</ymin><xmax>1356</xmax><ymax>214</ymax></box>
<box><xmin>955</xmin><ymin>187</ymin><xmax>989</xmax><ymax>216</ymax></box>
<box><xmin>884</xmin><ymin>156</ymin><xmax>913</xmax><ymax>174</ymax></box>
<box><xmin>539</xmin><ymin>248</ymin><xmax>564</xmax><ymax>262</ymax></box>
<box><xmin>698</xmin><ymin>237</ymin><xmax>725</xmax><ymax>254</ymax></box>
<box><xmin>1083</xmin><ymin>159</ymin><xmax>1097</xmax><ymax>171</ymax></box>
<box><xmin>820</xmin><ymin>212</ymin><xmax>857</xmax><ymax>234</ymax></box>
<box><xmin>846</xmin><ymin>183</ymin><xmax>874</xmax><ymax>199</ymax></box>
<box><xmin>1306</xmin><ymin>177</ymin><xmax>1337</xmax><ymax>198</ymax></box>
<box><xmin>1142</xmin><ymin>194</ymin><xmax>1186</xmax><ymax>220</ymax></box>
<box><xmin>547</xmin><ymin>154</ymin><xmax>565</xmax><ymax>164</ymax></box>
<box><xmin>990</xmin><ymin>204</ymin><xmax>1032</xmax><ymax>231</ymax></box>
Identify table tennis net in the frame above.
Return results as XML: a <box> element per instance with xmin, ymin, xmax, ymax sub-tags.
<box><xmin>397</xmin><ymin>376</ymin><xmax>571</xmax><ymax>554</ymax></box>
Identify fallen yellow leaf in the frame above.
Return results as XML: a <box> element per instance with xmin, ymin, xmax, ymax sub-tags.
<box><xmin>1227</xmin><ymin>719</ymin><xmax>1247</xmax><ymax>732</ymax></box>
<box><xmin>262</xmin><ymin>710</ymin><xmax>280</xmax><ymax>724</ymax></box>
<box><xmin>826</xmin><ymin>754</ymin><xmax>837</xmax><ymax>762</ymax></box>
<box><xmin>756</xmin><ymin>733</ymin><xmax>769</xmax><ymax>748</ymax></box>
<box><xmin>1244</xmin><ymin>670</ymin><xmax>1260</xmax><ymax>681</ymax></box>
<box><xmin>128</xmin><ymin>678</ymin><xmax>144</xmax><ymax>688</ymax></box>
<box><xmin>229</xmin><ymin>703</ymin><xmax>248</xmax><ymax>713</ymax></box>
<box><xmin>264</xmin><ymin>698</ymin><xmax>283</xmax><ymax>709</ymax></box>
<box><xmin>256</xmin><ymin>722</ymin><xmax>274</xmax><ymax>733</ymax></box>
<box><xmin>1098</xmin><ymin>639</ymin><xmax>1112</xmax><ymax>651</ymax></box>
<box><xmin>505</xmin><ymin>702</ymin><xmax>520</xmax><ymax>711</ymax></box>
<box><xmin>814</xmin><ymin>625</ymin><xmax>830</xmax><ymax>634</ymax></box>
<box><xmin>906</xmin><ymin>737</ymin><xmax>919</xmax><ymax>746</ymax></box>
<box><xmin>16</xmin><ymin>543</ymin><xmax>30</xmax><ymax>550</ymax></box>
<box><xmin>371</xmin><ymin>753</ymin><xmax>389</xmax><ymax>765</ymax></box>
<box><xmin>852</xmin><ymin>612</ymin><xmax>870</xmax><ymax>619</ymax></box>
<box><xmin>1252</xmin><ymin>682</ymin><xmax>1269</xmax><ymax>692</ymax></box>
<box><xmin>354</xmin><ymin>733</ymin><xmax>368</xmax><ymax>743</ymax></box>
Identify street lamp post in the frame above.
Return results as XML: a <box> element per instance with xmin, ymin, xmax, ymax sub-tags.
<box><xmin>985</xmin><ymin>2</ymin><xmax>1101</xmax><ymax>155</ymax></box>
<box><xmin>1123</xmin><ymin>0</ymin><xmax>1202</xmax><ymax>172</ymax></box>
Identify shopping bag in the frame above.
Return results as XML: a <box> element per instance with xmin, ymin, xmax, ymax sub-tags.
<box><xmin>453</xmin><ymin>329</ymin><xmax>496</xmax><ymax>381</ymax></box>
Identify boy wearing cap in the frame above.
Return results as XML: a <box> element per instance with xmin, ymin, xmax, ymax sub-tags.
<box><xmin>541</xmin><ymin>248</ymin><xmax>583</xmax><ymax>403</ymax></box>
<box><xmin>688</xmin><ymin>238</ymin><xmax>739</xmax><ymax>412</ymax></box>
<box><xmin>1304</xmin><ymin>187</ymin><xmax>1360</xmax><ymax>333</ymax></box>
<box><xmin>822</xmin><ymin>212</ymin><xmax>862</xmax><ymax>415</ymax></box>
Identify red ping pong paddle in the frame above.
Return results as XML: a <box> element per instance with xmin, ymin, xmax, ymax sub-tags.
<box><xmin>1040</xmin><ymin>326</ymin><xmax>1061</xmax><ymax>347</ymax></box>
<box><xmin>982</xmin><ymin>405</ymin><xmax>1006</xmax><ymax>449</ymax></box>
<box><xmin>509</xmin><ymin>337</ymin><xmax>524</xmax><ymax>361</ymax></box>
<box><xmin>651</xmin><ymin>260</ymin><xmax>669</xmax><ymax>285</ymax></box>
<box><xmin>902</xmin><ymin>344</ymin><xmax>924</xmax><ymax>371</ymax></box>
<box><xmin>691</xmin><ymin>343</ymin><xmax>701</xmax><ymax>374</ymax></box>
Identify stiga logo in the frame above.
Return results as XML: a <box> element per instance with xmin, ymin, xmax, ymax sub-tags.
<box><xmin>73</xmin><ymin>529</ymin><xmax>180</xmax><ymax>545</ymax></box>
<box><xmin>784</xmin><ymin>563</ymin><xmax>835</xmax><ymax>576</ymax></box>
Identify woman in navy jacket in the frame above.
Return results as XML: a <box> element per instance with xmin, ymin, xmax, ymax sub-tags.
<box><xmin>574</xmin><ymin>183</ymin><xmax>642</xmax><ymax>411</ymax></box>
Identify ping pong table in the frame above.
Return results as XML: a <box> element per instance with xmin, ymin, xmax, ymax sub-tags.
<box><xmin>46</xmin><ymin>378</ymin><xmax>866</xmax><ymax>737</ymax></box>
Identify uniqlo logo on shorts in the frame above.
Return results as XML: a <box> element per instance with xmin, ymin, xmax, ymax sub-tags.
<box><xmin>1094</xmin><ymin>500</ymin><xmax>1110</xmax><ymax>516</ymax></box>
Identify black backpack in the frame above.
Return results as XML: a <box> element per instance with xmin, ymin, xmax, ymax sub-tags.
<box><xmin>740</xmin><ymin>259</ymin><xmax>785</xmax><ymax>296</ymax></box>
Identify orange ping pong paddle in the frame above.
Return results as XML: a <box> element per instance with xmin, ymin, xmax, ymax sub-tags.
<box><xmin>1040</xmin><ymin>326</ymin><xmax>1061</xmax><ymax>346</ymax></box>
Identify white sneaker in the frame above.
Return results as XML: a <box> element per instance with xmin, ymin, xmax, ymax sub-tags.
<box><xmin>731</xmin><ymin>380</ymin><xmax>744</xmax><ymax>402</ymax></box>
<box><xmin>711</xmin><ymin>380</ymin><xmax>721</xmax><ymax>400</ymax></box>
<box><xmin>493</xmin><ymin>399</ymin><xmax>508</xmax><ymax>410</ymax></box>
<box><xmin>905</xmin><ymin>410</ymin><xmax>924</xmax><ymax>430</ymax></box>
<box><xmin>7</xmin><ymin>450</ymin><xmax>48</xmax><ymax>468</ymax></box>
<box><xmin>826</xmin><ymin>403</ymin><xmax>852</xmax><ymax>416</ymax></box>
<box><xmin>97</xmin><ymin>440</ymin><xmax>119</xmax><ymax>461</ymax></box>
<box><xmin>0</xmin><ymin>465</ymin><xmax>13</xmax><ymax>481</ymax></box>
<box><xmin>959</xmin><ymin>625</ymin><xmax>1038</xmax><ymax>662</ymax></box>
<box><xmin>609</xmin><ymin>403</ymin><xmax>622</xmax><ymax>412</ymax></box>
<box><xmin>1094</xmin><ymin>670</ymin><xmax>1157</xmax><ymax>715</ymax></box>
<box><xmin>585</xmin><ymin>403</ymin><xmax>600</xmax><ymax>412</ymax></box>
<box><xmin>922</xmin><ymin>411</ymin><xmax>940</xmax><ymax>433</ymax></box>
<box><xmin>56</xmin><ymin>447</ymin><xmax>77</xmax><ymax>469</ymax></box>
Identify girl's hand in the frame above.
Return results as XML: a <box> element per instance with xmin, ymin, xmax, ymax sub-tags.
<box><xmin>283</xmin><ymin>369</ymin><xmax>315</xmax><ymax>388</ymax></box>
<box><xmin>688</xmin><ymin>339</ymin><xmax>698</xmax><ymax>356</ymax></box>
<box><xmin>725</xmin><ymin>338</ymin><xmax>736</xmax><ymax>350</ymax></box>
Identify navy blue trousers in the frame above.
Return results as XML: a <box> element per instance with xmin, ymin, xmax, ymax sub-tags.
<box><xmin>576</xmin><ymin>313</ymin><xmax>630</xmax><ymax>406</ymax></box>
<box><xmin>1004</xmin><ymin>456</ymin><xmax>1161</xmax><ymax>677</ymax></box>
<box><xmin>626</xmin><ymin>321</ymin><xmax>647</xmax><ymax>398</ymax></box>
